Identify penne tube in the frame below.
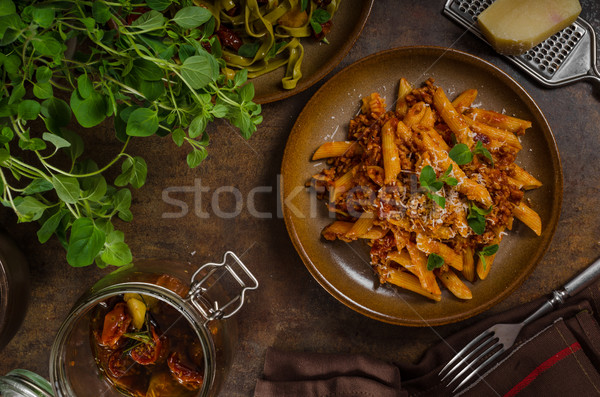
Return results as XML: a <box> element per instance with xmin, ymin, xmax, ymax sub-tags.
<box><xmin>462</xmin><ymin>246</ymin><xmax>475</xmax><ymax>282</ymax></box>
<box><xmin>451</xmin><ymin>89</ymin><xmax>478</xmax><ymax>113</ymax></box>
<box><xmin>330</xmin><ymin>166</ymin><xmax>357</xmax><ymax>203</ymax></box>
<box><xmin>513</xmin><ymin>201</ymin><xmax>542</xmax><ymax>236</ymax></box>
<box><xmin>416</xmin><ymin>234</ymin><xmax>463</xmax><ymax>271</ymax></box>
<box><xmin>361</xmin><ymin>92</ymin><xmax>386</xmax><ymax>118</ymax></box>
<box><xmin>476</xmin><ymin>250</ymin><xmax>496</xmax><ymax>280</ymax></box>
<box><xmin>395</xmin><ymin>78</ymin><xmax>412</xmax><ymax>117</ymax></box>
<box><xmin>423</xmin><ymin>127</ymin><xmax>450</xmax><ymax>151</ymax></box>
<box><xmin>396</xmin><ymin>120</ymin><xmax>412</xmax><ymax>143</ymax></box>
<box><xmin>403</xmin><ymin>102</ymin><xmax>427</xmax><ymax>128</ymax></box>
<box><xmin>386</xmin><ymin>268</ymin><xmax>441</xmax><ymax>302</ymax></box>
<box><xmin>406</xmin><ymin>241</ymin><xmax>441</xmax><ymax>295</ymax></box>
<box><xmin>437</xmin><ymin>268</ymin><xmax>472</xmax><ymax>299</ymax></box>
<box><xmin>510</xmin><ymin>164</ymin><xmax>542</xmax><ymax>190</ymax></box>
<box><xmin>312</xmin><ymin>141</ymin><xmax>361</xmax><ymax>160</ymax></box>
<box><xmin>463</xmin><ymin>116</ymin><xmax>522</xmax><ymax>151</ymax></box>
<box><xmin>419</xmin><ymin>106</ymin><xmax>436</xmax><ymax>128</ymax></box>
<box><xmin>382</xmin><ymin>118</ymin><xmax>401</xmax><ymax>184</ymax></box>
<box><xmin>387</xmin><ymin>250</ymin><xmax>413</xmax><ymax>271</ymax></box>
<box><xmin>322</xmin><ymin>221</ymin><xmax>387</xmax><ymax>241</ymax></box>
<box><xmin>465</xmin><ymin>108</ymin><xmax>532</xmax><ymax>134</ymax></box>
<box><xmin>345</xmin><ymin>212</ymin><xmax>375</xmax><ymax>239</ymax></box>
<box><xmin>433</xmin><ymin>87</ymin><xmax>475</xmax><ymax>147</ymax></box>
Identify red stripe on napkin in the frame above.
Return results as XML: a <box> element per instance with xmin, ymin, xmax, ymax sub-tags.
<box><xmin>503</xmin><ymin>342</ymin><xmax>582</xmax><ymax>397</ymax></box>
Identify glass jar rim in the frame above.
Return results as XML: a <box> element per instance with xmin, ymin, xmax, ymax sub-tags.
<box><xmin>49</xmin><ymin>281</ymin><xmax>216</xmax><ymax>397</ymax></box>
<box><xmin>0</xmin><ymin>369</ymin><xmax>54</xmax><ymax>397</ymax></box>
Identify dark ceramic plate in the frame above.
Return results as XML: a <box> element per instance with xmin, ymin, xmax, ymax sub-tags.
<box><xmin>281</xmin><ymin>46</ymin><xmax>563</xmax><ymax>326</ymax></box>
<box><xmin>252</xmin><ymin>0</ymin><xmax>374</xmax><ymax>104</ymax></box>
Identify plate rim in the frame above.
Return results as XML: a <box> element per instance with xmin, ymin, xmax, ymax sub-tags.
<box><xmin>281</xmin><ymin>45</ymin><xmax>564</xmax><ymax>326</ymax></box>
<box><xmin>254</xmin><ymin>0</ymin><xmax>375</xmax><ymax>104</ymax></box>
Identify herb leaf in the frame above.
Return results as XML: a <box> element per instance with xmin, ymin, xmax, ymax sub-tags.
<box><xmin>473</xmin><ymin>141</ymin><xmax>494</xmax><ymax>166</ymax></box>
<box><xmin>427</xmin><ymin>253</ymin><xmax>445</xmax><ymax>271</ymax></box>
<box><xmin>448</xmin><ymin>143</ymin><xmax>473</xmax><ymax>165</ymax></box>
<box><xmin>467</xmin><ymin>202</ymin><xmax>492</xmax><ymax>235</ymax></box>
<box><xmin>477</xmin><ymin>244</ymin><xmax>499</xmax><ymax>270</ymax></box>
<box><xmin>172</xmin><ymin>6</ymin><xmax>212</xmax><ymax>29</ymax></box>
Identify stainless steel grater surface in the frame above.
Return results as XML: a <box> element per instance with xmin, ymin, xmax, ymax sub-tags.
<box><xmin>443</xmin><ymin>0</ymin><xmax>600</xmax><ymax>87</ymax></box>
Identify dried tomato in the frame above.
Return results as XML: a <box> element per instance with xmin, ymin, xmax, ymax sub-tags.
<box><xmin>100</xmin><ymin>303</ymin><xmax>132</xmax><ymax>348</ymax></box>
<box><xmin>130</xmin><ymin>326</ymin><xmax>168</xmax><ymax>365</ymax></box>
<box><xmin>216</xmin><ymin>25</ymin><xmax>243</xmax><ymax>51</ymax></box>
<box><xmin>314</xmin><ymin>20</ymin><xmax>332</xmax><ymax>40</ymax></box>
<box><xmin>167</xmin><ymin>352</ymin><xmax>204</xmax><ymax>390</ymax></box>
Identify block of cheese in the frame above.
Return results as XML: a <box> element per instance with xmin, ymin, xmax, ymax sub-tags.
<box><xmin>477</xmin><ymin>0</ymin><xmax>582</xmax><ymax>55</ymax></box>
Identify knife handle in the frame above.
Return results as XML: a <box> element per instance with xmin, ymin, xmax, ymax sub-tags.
<box><xmin>564</xmin><ymin>256</ymin><xmax>600</xmax><ymax>297</ymax></box>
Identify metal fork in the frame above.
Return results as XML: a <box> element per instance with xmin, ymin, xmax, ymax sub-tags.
<box><xmin>439</xmin><ymin>256</ymin><xmax>600</xmax><ymax>393</ymax></box>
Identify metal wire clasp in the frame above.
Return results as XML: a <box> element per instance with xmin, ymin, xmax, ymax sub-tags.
<box><xmin>186</xmin><ymin>251</ymin><xmax>258</xmax><ymax>322</ymax></box>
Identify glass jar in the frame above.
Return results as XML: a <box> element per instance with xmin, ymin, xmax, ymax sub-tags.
<box><xmin>49</xmin><ymin>252</ymin><xmax>258</xmax><ymax>397</ymax></box>
<box><xmin>0</xmin><ymin>369</ymin><xmax>53</xmax><ymax>397</ymax></box>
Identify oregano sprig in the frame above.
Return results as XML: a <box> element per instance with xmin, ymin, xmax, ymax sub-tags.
<box><xmin>419</xmin><ymin>165</ymin><xmax>458</xmax><ymax>208</ymax></box>
<box><xmin>477</xmin><ymin>244</ymin><xmax>499</xmax><ymax>271</ymax></box>
<box><xmin>449</xmin><ymin>141</ymin><xmax>494</xmax><ymax>167</ymax></box>
<box><xmin>467</xmin><ymin>202</ymin><xmax>493</xmax><ymax>235</ymax></box>
<box><xmin>0</xmin><ymin>0</ymin><xmax>263</xmax><ymax>268</ymax></box>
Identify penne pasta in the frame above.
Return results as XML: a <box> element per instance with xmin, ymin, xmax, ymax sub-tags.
<box><xmin>311</xmin><ymin>78</ymin><xmax>543</xmax><ymax>302</ymax></box>
<box><xmin>465</xmin><ymin>108</ymin><xmax>532</xmax><ymax>134</ymax></box>
<box><xmin>513</xmin><ymin>201</ymin><xmax>542</xmax><ymax>236</ymax></box>
<box><xmin>312</xmin><ymin>141</ymin><xmax>361</xmax><ymax>160</ymax></box>
<box><xmin>451</xmin><ymin>89</ymin><xmax>478</xmax><ymax>113</ymax></box>
<box><xmin>386</xmin><ymin>267</ymin><xmax>442</xmax><ymax>301</ymax></box>
<box><xmin>437</xmin><ymin>268</ymin><xmax>472</xmax><ymax>299</ymax></box>
<box><xmin>510</xmin><ymin>164</ymin><xmax>542</xmax><ymax>190</ymax></box>
<box><xmin>382</xmin><ymin>118</ymin><xmax>401</xmax><ymax>184</ymax></box>
<box><xmin>395</xmin><ymin>78</ymin><xmax>412</xmax><ymax>117</ymax></box>
<box><xmin>433</xmin><ymin>87</ymin><xmax>475</xmax><ymax>147</ymax></box>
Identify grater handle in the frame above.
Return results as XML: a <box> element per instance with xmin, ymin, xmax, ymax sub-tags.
<box><xmin>584</xmin><ymin>66</ymin><xmax>600</xmax><ymax>85</ymax></box>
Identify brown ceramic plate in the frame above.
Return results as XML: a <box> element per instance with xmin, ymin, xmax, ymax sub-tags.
<box><xmin>281</xmin><ymin>46</ymin><xmax>563</xmax><ymax>326</ymax></box>
<box><xmin>251</xmin><ymin>0</ymin><xmax>374</xmax><ymax>104</ymax></box>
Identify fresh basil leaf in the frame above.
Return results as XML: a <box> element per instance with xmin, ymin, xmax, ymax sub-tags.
<box><xmin>42</xmin><ymin>132</ymin><xmax>71</xmax><ymax>149</ymax></box>
<box><xmin>132</xmin><ymin>58</ymin><xmax>163</xmax><ymax>81</ymax></box>
<box><xmin>120</xmin><ymin>156</ymin><xmax>147</xmax><ymax>188</ymax></box>
<box><xmin>0</xmin><ymin>126</ymin><xmax>14</xmax><ymax>144</ymax></box>
<box><xmin>32</xmin><ymin>34</ymin><xmax>62</xmax><ymax>56</ymax></box>
<box><xmin>126</xmin><ymin>108</ymin><xmax>159</xmax><ymax>137</ymax></box>
<box><xmin>238</xmin><ymin>42</ymin><xmax>260</xmax><ymax>58</ymax></box>
<box><xmin>0</xmin><ymin>0</ymin><xmax>16</xmax><ymax>17</ymax></box>
<box><xmin>130</xmin><ymin>10</ymin><xmax>166</xmax><ymax>30</ymax></box>
<box><xmin>426</xmin><ymin>253</ymin><xmax>444</xmax><ymax>271</ymax></box>
<box><xmin>310</xmin><ymin>19</ymin><xmax>322</xmax><ymax>34</ymax></box>
<box><xmin>15</xmin><ymin>196</ymin><xmax>48</xmax><ymax>221</ymax></box>
<box><xmin>35</xmin><ymin>66</ymin><xmax>52</xmax><ymax>83</ymax></box>
<box><xmin>52</xmin><ymin>174</ymin><xmax>80</xmax><ymax>204</ymax></box>
<box><xmin>70</xmin><ymin>91</ymin><xmax>107</xmax><ymax>128</ymax></box>
<box><xmin>0</xmin><ymin>148</ymin><xmax>8</xmax><ymax>162</ymax></box>
<box><xmin>188</xmin><ymin>114</ymin><xmax>207</xmax><ymax>139</ymax></box>
<box><xmin>37</xmin><ymin>208</ymin><xmax>68</xmax><ymax>243</ymax></box>
<box><xmin>8</xmin><ymin>83</ymin><xmax>25</xmax><ymax>104</ymax></box>
<box><xmin>233</xmin><ymin>68</ymin><xmax>248</xmax><ymax>87</ymax></box>
<box><xmin>66</xmin><ymin>217</ymin><xmax>106</xmax><ymax>267</ymax></box>
<box><xmin>32</xmin><ymin>7</ymin><xmax>54</xmax><ymax>28</ymax></box>
<box><xmin>112</xmin><ymin>188</ymin><xmax>131</xmax><ymax>213</ymax></box>
<box><xmin>180</xmin><ymin>52</ymin><xmax>219</xmax><ymax>90</ymax></box>
<box><xmin>17</xmin><ymin>100</ymin><xmax>41</xmax><ymax>120</ymax></box>
<box><xmin>311</xmin><ymin>8</ymin><xmax>331</xmax><ymax>24</ymax></box>
<box><xmin>427</xmin><ymin>192</ymin><xmax>446</xmax><ymax>208</ymax></box>
<box><xmin>467</xmin><ymin>215</ymin><xmax>485</xmax><ymax>235</ymax></box>
<box><xmin>101</xmin><ymin>230</ymin><xmax>132</xmax><ymax>266</ymax></box>
<box><xmin>3</xmin><ymin>54</ymin><xmax>20</xmax><ymax>76</ymax></box>
<box><xmin>239</xmin><ymin>83</ymin><xmax>254</xmax><ymax>103</ymax></box>
<box><xmin>187</xmin><ymin>147</ymin><xmax>207</xmax><ymax>168</ymax></box>
<box><xmin>19</xmin><ymin>137</ymin><xmax>46</xmax><ymax>151</ymax></box>
<box><xmin>419</xmin><ymin>165</ymin><xmax>436</xmax><ymax>188</ymax></box>
<box><xmin>41</xmin><ymin>97</ymin><xmax>71</xmax><ymax>127</ymax></box>
<box><xmin>92</xmin><ymin>2</ymin><xmax>111</xmax><ymax>24</ymax></box>
<box><xmin>448</xmin><ymin>143</ymin><xmax>473</xmax><ymax>165</ymax></box>
<box><xmin>147</xmin><ymin>0</ymin><xmax>172</xmax><ymax>12</ymax></box>
<box><xmin>33</xmin><ymin>82</ymin><xmax>53</xmax><ymax>99</ymax></box>
<box><xmin>23</xmin><ymin>178</ymin><xmax>53</xmax><ymax>194</ymax></box>
<box><xmin>172</xmin><ymin>6</ymin><xmax>212</xmax><ymax>29</ymax></box>
<box><xmin>83</xmin><ymin>175</ymin><xmax>107</xmax><ymax>201</ymax></box>
<box><xmin>178</xmin><ymin>44</ymin><xmax>196</xmax><ymax>62</ymax></box>
<box><xmin>479</xmin><ymin>244</ymin><xmax>499</xmax><ymax>257</ymax></box>
<box><xmin>172</xmin><ymin>127</ymin><xmax>185</xmax><ymax>147</ymax></box>
<box><xmin>77</xmin><ymin>75</ymin><xmax>94</xmax><ymax>99</ymax></box>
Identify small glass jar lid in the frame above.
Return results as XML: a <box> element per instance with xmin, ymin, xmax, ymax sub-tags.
<box><xmin>0</xmin><ymin>369</ymin><xmax>54</xmax><ymax>397</ymax></box>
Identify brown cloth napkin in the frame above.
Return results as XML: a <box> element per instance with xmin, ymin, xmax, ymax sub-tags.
<box><xmin>255</xmin><ymin>279</ymin><xmax>600</xmax><ymax>397</ymax></box>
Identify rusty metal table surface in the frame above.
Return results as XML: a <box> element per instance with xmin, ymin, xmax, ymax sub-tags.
<box><xmin>1</xmin><ymin>1</ymin><xmax>600</xmax><ymax>396</ymax></box>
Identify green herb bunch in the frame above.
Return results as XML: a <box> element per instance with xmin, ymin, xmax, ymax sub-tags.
<box><xmin>0</xmin><ymin>0</ymin><xmax>262</xmax><ymax>268</ymax></box>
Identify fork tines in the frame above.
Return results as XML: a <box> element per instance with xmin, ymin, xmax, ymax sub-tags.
<box><xmin>439</xmin><ymin>327</ymin><xmax>505</xmax><ymax>392</ymax></box>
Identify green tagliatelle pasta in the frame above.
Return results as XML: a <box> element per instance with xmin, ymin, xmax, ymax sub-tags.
<box><xmin>199</xmin><ymin>0</ymin><xmax>341</xmax><ymax>90</ymax></box>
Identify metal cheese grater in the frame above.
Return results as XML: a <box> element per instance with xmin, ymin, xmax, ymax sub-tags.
<box><xmin>443</xmin><ymin>0</ymin><xmax>600</xmax><ymax>87</ymax></box>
